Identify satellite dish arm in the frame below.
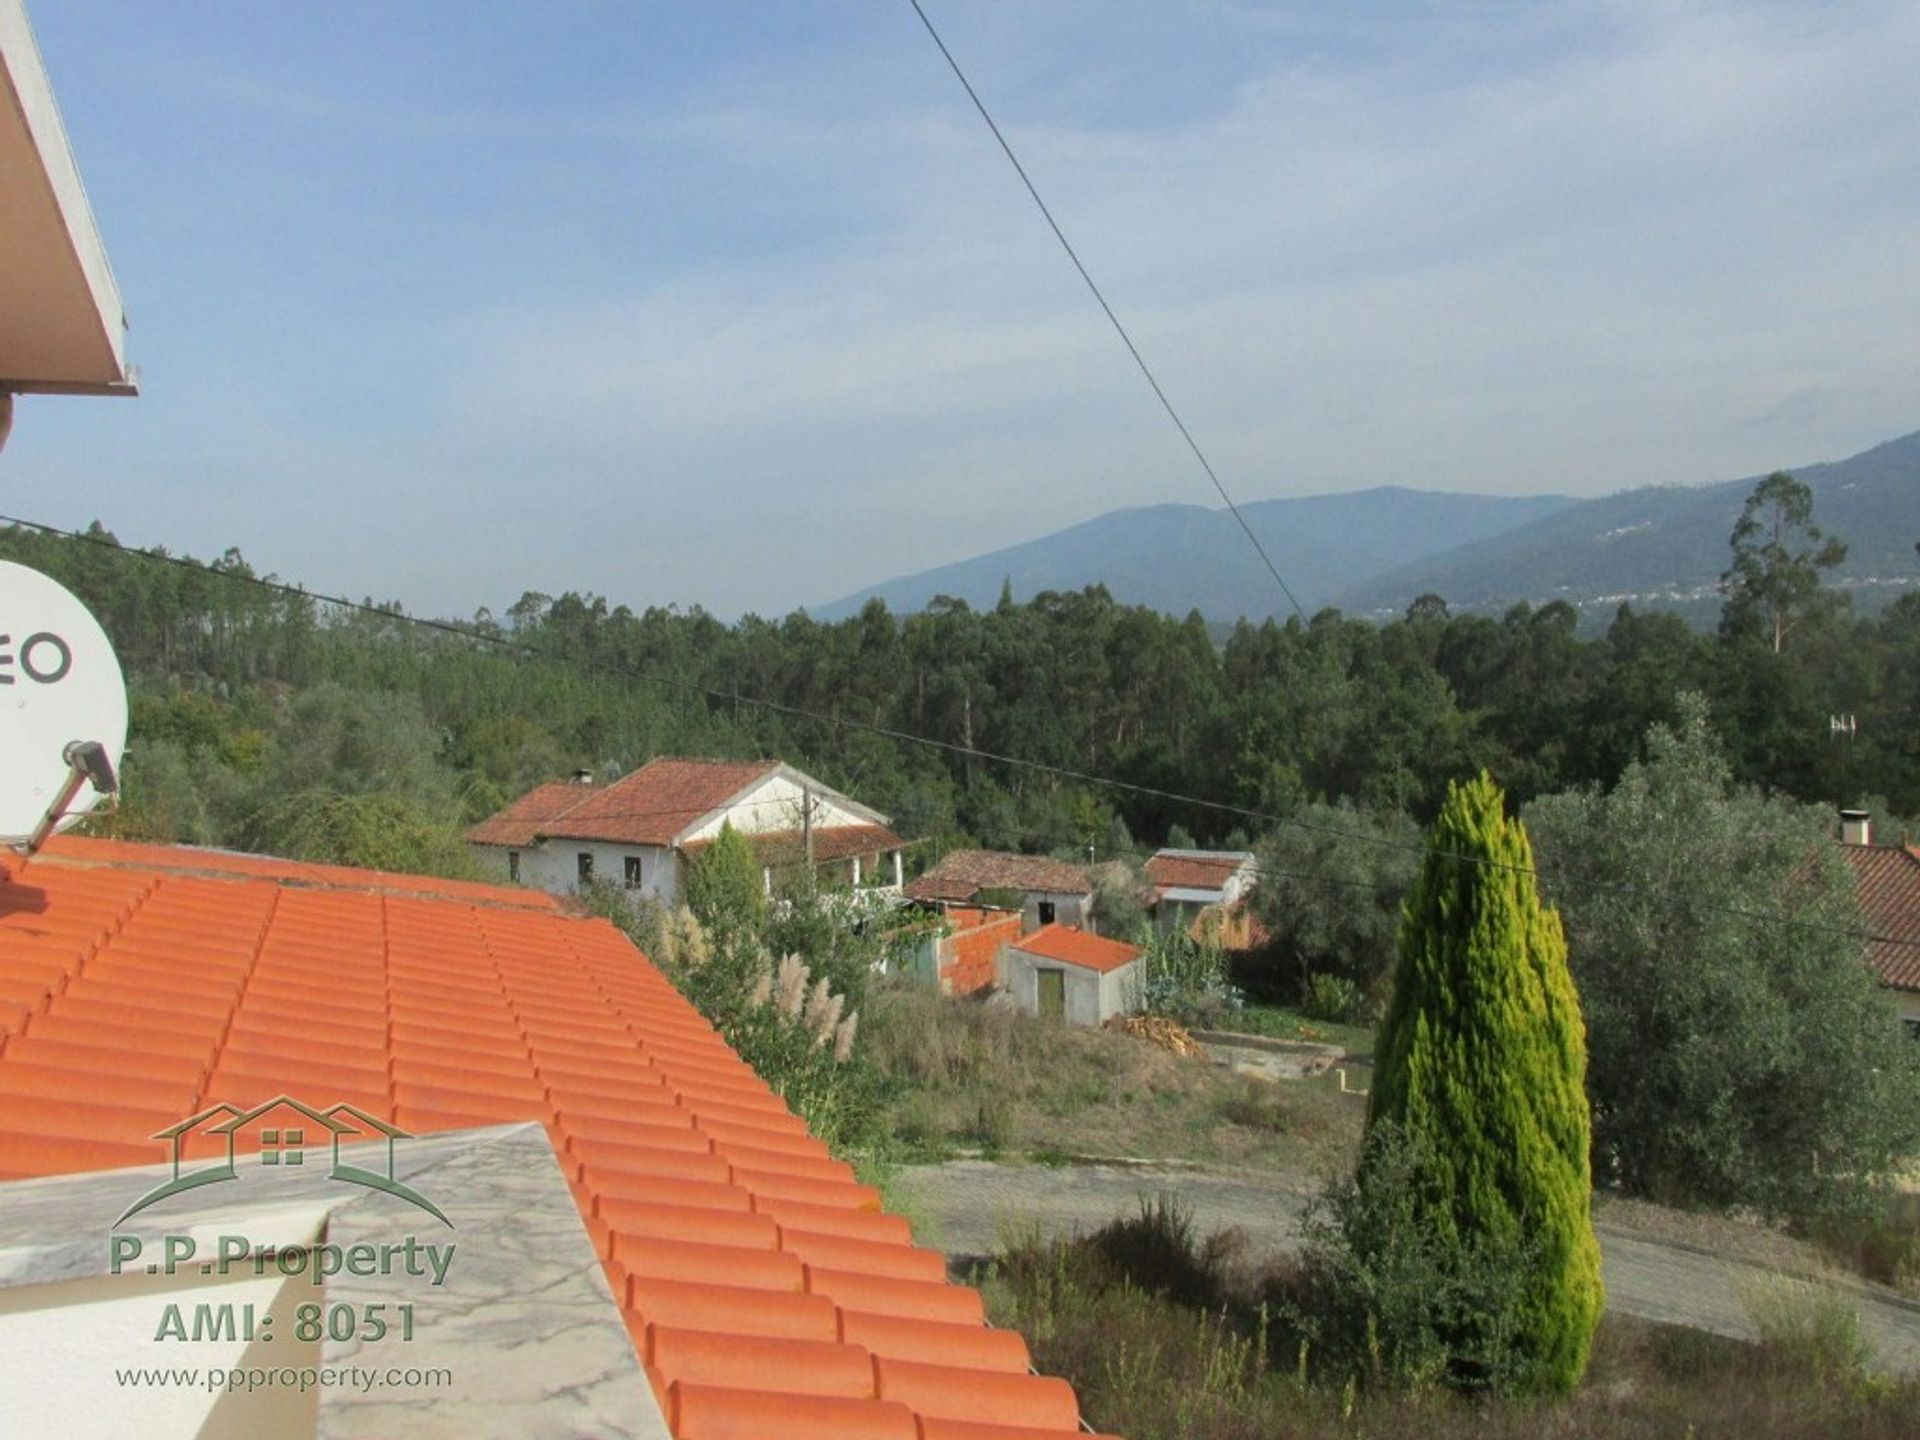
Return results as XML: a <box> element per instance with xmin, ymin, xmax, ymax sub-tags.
<box><xmin>18</xmin><ymin>740</ymin><xmax>118</xmax><ymax>856</ymax></box>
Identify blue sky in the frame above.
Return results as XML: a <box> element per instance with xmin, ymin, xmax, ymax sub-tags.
<box><xmin>9</xmin><ymin>1</ymin><xmax>1920</xmax><ymax>619</ymax></box>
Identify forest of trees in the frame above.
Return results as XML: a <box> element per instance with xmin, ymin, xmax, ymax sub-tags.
<box><xmin>3</xmin><ymin>473</ymin><xmax>1916</xmax><ymax>880</ymax></box>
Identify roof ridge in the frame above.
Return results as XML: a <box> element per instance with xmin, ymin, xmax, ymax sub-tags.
<box><xmin>23</xmin><ymin>844</ymin><xmax>559</xmax><ymax>913</ymax></box>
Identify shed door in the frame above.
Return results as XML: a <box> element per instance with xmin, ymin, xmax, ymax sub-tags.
<box><xmin>1037</xmin><ymin>969</ymin><xmax>1066</xmax><ymax>1020</ymax></box>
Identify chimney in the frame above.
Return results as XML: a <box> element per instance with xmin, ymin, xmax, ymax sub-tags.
<box><xmin>569</xmin><ymin>768</ymin><xmax>594</xmax><ymax>786</ymax></box>
<box><xmin>1840</xmin><ymin>809</ymin><xmax>1872</xmax><ymax>846</ymax></box>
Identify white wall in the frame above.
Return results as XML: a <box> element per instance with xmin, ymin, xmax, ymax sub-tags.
<box><xmin>1098</xmin><ymin>960</ymin><xmax>1142</xmax><ymax>1020</ymax></box>
<box><xmin>1896</xmin><ymin>989</ymin><xmax>1920</xmax><ymax>1035</ymax></box>
<box><xmin>471</xmin><ymin>841</ymin><xmax>681</xmax><ymax>906</ymax></box>
<box><xmin>0</xmin><ymin>1249</ymin><xmax>319</xmax><ymax>1438</ymax></box>
<box><xmin>999</xmin><ymin>947</ymin><xmax>1105</xmax><ymax>1027</ymax></box>
<box><xmin>1022</xmin><ymin>890</ymin><xmax>1089</xmax><ymax>932</ymax></box>
<box><xmin>679</xmin><ymin>770</ymin><xmax>873</xmax><ymax>845</ymax></box>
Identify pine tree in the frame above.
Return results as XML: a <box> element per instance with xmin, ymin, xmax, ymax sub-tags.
<box><xmin>1365</xmin><ymin>771</ymin><xmax>1602</xmax><ymax>1395</ymax></box>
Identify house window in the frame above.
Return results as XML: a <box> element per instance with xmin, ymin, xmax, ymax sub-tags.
<box><xmin>507</xmin><ymin>851</ymin><xmax>520</xmax><ymax>882</ymax></box>
<box><xmin>1905</xmin><ymin>1018</ymin><xmax>1920</xmax><ymax>1042</ymax></box>
<box><xmin>577</xmin><ymin>852</ymin><xmax>593</xmax><ymax>882</ymax></box>
<box><xmin>623</xmin><ymin>855</ymin><xmax>643</xmax><ymax>889</ymax></box>
<box><xmin>1037</xmin><ymin>899</ymin><xmax>1056</xmax><ymax>926</ymax></box>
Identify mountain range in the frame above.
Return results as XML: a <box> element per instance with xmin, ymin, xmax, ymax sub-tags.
<box><xmin>814</xmin><ymin>430</ymin><xmax>1920</xmax><ymax>626</ymax></box>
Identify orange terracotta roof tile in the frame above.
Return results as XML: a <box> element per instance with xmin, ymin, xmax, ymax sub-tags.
<box><xmin>1145</xmin><ymin>848</ymin><xmax>1256</xmax><ymax>894</ymax></box>
<box><xmin>25</xmin><ymin>833</ymin><xmax>566</xmax><ymax>912</ymax></box>
<box><xmin>0</xmin><ymin>833</ymin><xmax>1106</xmax><ymax>1438</ymax></box>
<box><xmin>668</xmin><ymin>1384</ymin><xmax>916</xmax><ymax>1440</ymax></box>
<box><xmin>631</xmin><ymin>1277</ymin><xmax>839</xmax><ymax>1342</ymax></box>
<box><xmin>873</xmin><ymin>1358</ymin><xmax>1079</xmax><ymax>1429</ymax></box>
<box><xmin>1837</xmin><ymin>843</ymin><xmax>1920</xmax><ymax>992</ymax></box>
<box><xmin>922</xmin><ymin>1422</ymin><xmax>1126</xmax><ymax>1440</ymax></box>
<box><xmin>904</xmin><ymin>850</ymin><xmax>1091</xmax><ymax>904</ymax></box>
<box><xmin>468</xmin><ymin>758</ymin><xmax>780</xmax><ymax>848</ymax></box>
<box><xmin>1012</xmin><ymin>924</ymin><xmax>1143</xmax><ymax>975</ymax></box>
<box><xmin>837</xmin><ymin>1310</ymin><xmax>1031</xmax><ymax>1371</ymax></box>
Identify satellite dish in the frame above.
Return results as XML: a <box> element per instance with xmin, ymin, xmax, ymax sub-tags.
<box><xmin>0</xmin><ymin>560</ymin><xmax>127</xmax><ymax>849</ymax></box>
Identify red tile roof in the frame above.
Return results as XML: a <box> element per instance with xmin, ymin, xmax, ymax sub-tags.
<box><xmin>904</xmin><ymin>851</ymin><xmax>1091</xmax><ymax>904</ymax></box>
<box><xmin>1837</xmin><ymin>843</ymin><xmax>1920</xmax><ymax>993</ymax></box>
<box><xmin>1145</xmin><ymin>850</ymin><xmax>1255</xmax><ymax>895</ymax></box>
<box><xmin>1011</xmin><ymin>925</ymin><xmax>1142</xmax><ymax>976</ymax></box>
<box><xmin>464</xmin><ymin>780</ymin><xmax>600</xmax><ymax>847</ymax></box>
<box><xmin>468</xmin><ymin>759</ymin><xmax>780</xmax><ymax>848</ymax></box>
<box><xmin>0</xmin><ymin>835</ymin><xmax>1116</xmax><ymax>1440</ymax></box>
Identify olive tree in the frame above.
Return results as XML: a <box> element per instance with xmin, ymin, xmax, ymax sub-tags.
<box><xmin>1526</xmin><ymin>695</ymin><xmax>1920</xmax><ymax>1220</ymax></box>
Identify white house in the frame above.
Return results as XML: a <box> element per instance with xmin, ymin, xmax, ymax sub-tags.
<box><xmin>466</xmin><ymin>757</ymin><xmax>905</xmax><ymax>905</ymax></box>
<box><xmin>999</xmin><ymin>924</ymin><xmax>1143</xmax><ymax>1026</ymax></box>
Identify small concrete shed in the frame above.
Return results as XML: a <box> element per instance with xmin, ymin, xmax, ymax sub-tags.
<box><xmin>1001</xmin><ymin>924</ymin><xmax>1143</xmax><ymax>1027</ymax></box>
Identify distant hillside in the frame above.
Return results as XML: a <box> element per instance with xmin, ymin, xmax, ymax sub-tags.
<box><xmin>1335</xmin><ymin>430</ymin><xmax>1920</xmax><ymax>624</ymax></box>
<box><xmin>814</xmin><ymin>488</ymin><xmax>1574</xmax><ymax>621</ymax></box>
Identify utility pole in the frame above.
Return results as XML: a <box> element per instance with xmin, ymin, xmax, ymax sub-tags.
<box><xmin>802</xmin><ymin>786</ymin><xmax>814</xmax><ymax>872</ymax></box>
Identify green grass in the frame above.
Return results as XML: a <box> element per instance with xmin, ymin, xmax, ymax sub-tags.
<box><xmin>1224</xmin><ymin>1003</ymin><xmax>1376</xmax><ymax>1056</ymax></box>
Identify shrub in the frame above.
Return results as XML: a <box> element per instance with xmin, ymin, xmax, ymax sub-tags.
<box><xmin>1137</xmin><ymin>928</ymin><xmax>1244</xmax><ymax>1026</ymax></box>
<box><xmin>984</xmin><ymin>1201</ymin><xmax>1920</xmax><ymax>1440</ymax></box>
<box><xmin>890</xmin><ymin>1091</ymin><xmax>947</xmax><ymax>1157</ymax></box>
<box><xmin>722</xmin><ymin>951</ymin><xmax>879</xmax><ymax>1154</ymax></box>
<box><xmin>1089</xmin><ymin>861</ymin><xmax>1150</xmax><ymax>939</ymax></box>
<box><xmin>1288</xmin><ymin>1123</ymin><xmax>1554</xmax><ymax>1393</ymax></box>
<box><xmin>1360</xmin><ymin>772</ymin><xmax>1602</xmax><ymax>1395</ymax></box>
<box><xmin>576</xmin><ymin>876</ymin><xmax>669</xmax><ymax>956</ymax></box>
<box><xmin>1300</xmin><ymin>972</ymin><xmax>1364</xmax><ymax>1025</ymax></box>
<box><xmin>1813</xmin><ymin>1208</ymin><xmax>1920</xmax><ymax>1298</ymax></box>
<box><xmin>1087</xmin><ymin>1198</ymin><xmax>1244</xmax><ymax>1309</ymax></box>
<box><xmin>685</xmin><ymin>821</ymin><xmax>765</xmax><ymax>937</ymax></box>
<box><xmin>967</xmin><ymin>1094</ymin><xmax>1015</xmax><ymax>1155</ymax></box>
<box><xmin>1738</xmin><ymin>1275</ymin><xmax>1876</xmax><ymax>1389</ymax></box>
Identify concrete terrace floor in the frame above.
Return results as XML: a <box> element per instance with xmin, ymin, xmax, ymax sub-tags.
<box><xmin>899</xmin><ymin>1158</ymin><xmax>1920</xmax><ymax>1374</ymax></box>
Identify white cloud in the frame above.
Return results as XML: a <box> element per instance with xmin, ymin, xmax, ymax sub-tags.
<box><xmin>387</xmin><ymin>0</ymin><xmax>1919</xmax><ymax>615</ymax></box>
<box><xmin>16</xmin><ymin>1</ymin><xmax>1919</xmax><ymax>618</ymax></box>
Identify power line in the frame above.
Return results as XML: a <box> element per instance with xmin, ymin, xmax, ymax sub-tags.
<box><xmin>4</xmin><ymin>512</ymin><xmax>1917</xmax><ymax>959</ymax></box>
<box><xmin>903</xmin><ymin>0</ymin><xmax>1309</xmax><ymax>626</ymax></box>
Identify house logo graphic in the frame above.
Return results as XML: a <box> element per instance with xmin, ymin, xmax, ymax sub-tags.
<box><xmin>114</xmin><ymin>1096</ymin><xmax>452</xmax><ymax>1228</ymax></box>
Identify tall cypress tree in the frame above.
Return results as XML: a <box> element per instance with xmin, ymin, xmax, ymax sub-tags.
<box><xmin>1366</xmin><ymin>771</ymin><xmax>1602</xmax><ymax>1395</ymax></box>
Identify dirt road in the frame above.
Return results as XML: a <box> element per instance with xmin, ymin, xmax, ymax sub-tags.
<box><xmin>898</xmin><ymin>1158</ymin><xmax>1920</xmax><ymax>1371</ymax></box>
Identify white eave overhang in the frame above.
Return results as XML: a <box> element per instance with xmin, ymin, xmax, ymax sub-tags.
<box><xmin>1161</xmin><ymin>886</ymin><xmax>1226</xmax><ymax>905</ymax></box>
<box><xmin>0</xmin><ymin>0</ymin><xmax>134</xmax><ymax>396</ymax></box>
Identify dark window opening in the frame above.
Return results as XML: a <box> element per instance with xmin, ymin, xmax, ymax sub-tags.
<box><xmin>577</xmin><ymin>852</ymin><xmax>593</xmax><ymax>882</ymax></box>
<box><xmin>624</xmin><ymin>855</ymin><xmax>643</xmax><ymax>888</ymax></box>
<box><xmin>507</xmin><ymin>851</ymin><xmax>520</xmax><ymax>882</ymax></box>
<box><xmin>1037</xmin><ymin>899</ymin><xmax>1057</xmax><ymax>926</ymax></box>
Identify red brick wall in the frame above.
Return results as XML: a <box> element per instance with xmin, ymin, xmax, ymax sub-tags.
<box><xmin>939</xmin><ymin>911</ymin><xmax>1021</xmax><ymax>996</ymax></box>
